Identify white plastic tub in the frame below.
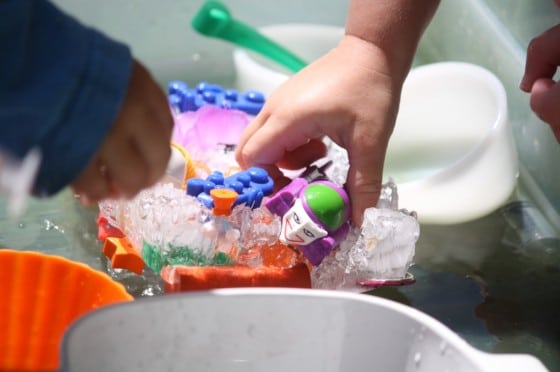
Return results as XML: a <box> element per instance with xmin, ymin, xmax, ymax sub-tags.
<box><xmin>59</xmin><ymin>288</ymin><xmax>547</xmax><ymax>372</ymax></box>
<box><xmin>386</xmin><ymin>62</ymin><xmax>519</xmax><ymax>224</ymax></box>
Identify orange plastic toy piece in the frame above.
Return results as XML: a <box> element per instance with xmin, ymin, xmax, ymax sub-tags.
<box><xmin>170</xmin><ymin>142</ymin><xmax>197</xmax><ymax>189</ymax></box>
<box><xmin>210</xmin><ymin>188</ymin><xmax>238</xmax><ymax>216</ymax></box>
<box><xmin>161</xmin><ymin>263</ymin><xmax>311</xmax><ymax>292</ymax></box>
<box><xmin>96</xmin><ymin>215</ymin><xmax>125</xmax><ymax>241</ymax></box>
<box><xmin>0</xmin><ymin>249</ymin><xmax>132</xmax><ymax>371</ymax></box>
<box><xmin>103</xmin><ymin>237</ymin><xmax>145</xmax><ymax>275</ymax></box>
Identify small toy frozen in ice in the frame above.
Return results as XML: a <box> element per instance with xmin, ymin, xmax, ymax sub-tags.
<box><xmin>265</xmin><ymin>178</ymin><xmax>351</xmax><ymax>266</ymax></box>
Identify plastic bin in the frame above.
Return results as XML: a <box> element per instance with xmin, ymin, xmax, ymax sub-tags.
<box><xmin>60</xmin><ymin>288</ymin><xmax>547</xmax><ymax>372</ymax></box>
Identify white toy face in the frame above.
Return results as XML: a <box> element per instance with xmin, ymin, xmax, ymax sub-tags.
<box><xmin>280</xmin><ymin>199</ymin><xmax>328</xmax><ymax>246</ymax></box>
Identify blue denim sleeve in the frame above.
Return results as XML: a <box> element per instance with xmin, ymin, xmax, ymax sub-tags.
<box><xmin>0</xmin><ymin>0</ymin><xmax>133</xmax><ymax>196</ymax></box>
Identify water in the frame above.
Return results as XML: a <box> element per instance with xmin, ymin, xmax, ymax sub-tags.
<box><xmin>0</xmin><ymin>190</ymin><xmax>559</xmax><ymax>371</ymax></box>
<box><xmin>384</xmin><ymin>141</ymin><xmax>475</xmax><ymax>184</ymax></box>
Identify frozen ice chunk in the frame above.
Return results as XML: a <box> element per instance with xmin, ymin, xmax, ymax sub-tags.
<box><xmin>310</xmin><ymin>226</ymin><xmax>362</xmax><ymax>291</ymax></box>
<box><xmin>101</xmin><ymin>183</ymin><xmax>217</xmax><ymax>260</ymax></box>
<box><xmin>355</xmin><ymin>208</ymin><xmax>419</xmax><ymax>279</ymax></box>
<box><xmin>323</xmin><ymin>139</ymin><xmax>349</xmax><ymax>185</ymax></box>
<box><xmin>311</xmin><ymin>206</ymin><xmax>419</xmax><ymax>291</ymax></box>
<box><xmin>229</xmin><ymin>204</ymin><xmax>281</xmax><ymax>248</ymax></box>
<box><xmin>376</xmin><ymin>178</ymin><xmax>399</xmax><ymax>210</ymax></box>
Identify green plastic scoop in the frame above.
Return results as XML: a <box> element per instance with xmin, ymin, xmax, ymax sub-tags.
<box><xmin>192</xmin><ymin>1</ymin><xmax>307</xmax><ymax>73</ymax></box>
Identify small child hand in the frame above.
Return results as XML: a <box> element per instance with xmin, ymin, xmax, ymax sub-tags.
<box><xmin>520</xmin><ymin>23</ymin><xmax>560</xmax><ymax>142</ymax></box>
<box><xmin>236</xmin><ymin>36</ymin><xmax>401</xmax><ymax>225</ymax></box>
<box><xmin>72</xmin><ymin>60</ymin><xmax>173</xmax><ymax>204</ymax></box>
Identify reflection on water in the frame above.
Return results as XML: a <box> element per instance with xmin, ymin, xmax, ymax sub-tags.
<box><xmin>0</xmin><ymin>190</ymin><xmax>559</xmax><ymax>371</ymax></box>
<box><xmin>0</xmin><ymin>189</ymin><xmax>102</xmax><ymax>266</ymax></box>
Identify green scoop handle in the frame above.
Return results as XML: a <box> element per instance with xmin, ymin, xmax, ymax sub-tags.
<box><xmin>192</xmin><ymin>1</ymin><xmax>307</xmax><ymax>73</ymax></box>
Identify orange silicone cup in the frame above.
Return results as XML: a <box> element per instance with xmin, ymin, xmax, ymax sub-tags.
<box><xmin>0</xmin><ymin>249</ymin><xmax>133</xmax><ymax>371</ymax></box>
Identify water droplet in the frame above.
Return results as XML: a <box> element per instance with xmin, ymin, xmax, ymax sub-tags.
<box><xmin>17</xmin><ymin>222</ymin><xmax>25</xmax><ymax>229</ymax></box>
<box><xmin>44</xmin><ymin>219</ymin><xmax>53</xmax><ymax>230</ymax></box>
<box><xmin>413</xmin><ymin>352</ymin><xmax>422</xmax><ymax>367</ymax></box>
<box><xmin>43</xmin><ymin>219</ymin><xmax>64</xmax><ymax>233</ymax></box>
<box><xmin>416</xmin><ymin>326</ymin><xmax>426</xmax><ymax>342</ymax></box>
<box><xmin>440</xmin><ymin>341</ymin><xmax>448</xmax><ymax>356</ymax></box>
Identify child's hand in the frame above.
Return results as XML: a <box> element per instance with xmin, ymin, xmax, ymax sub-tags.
<box><xmin>520</xmin><ymin>23</ymin><xmax>560</xmax><ymax>142</ymax></box>
<box><xmin>71</xmin><ymin>61</ymin><xmax>173</xmax><ymax>204</ymax></box>
<box><xmin>236</xmin><ymin>36</ymin><xmax>401</xmax><ymax>225</ymax></box>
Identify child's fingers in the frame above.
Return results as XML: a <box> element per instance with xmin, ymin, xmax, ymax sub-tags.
<box><xmin>125</xmin><ymin>61</ymin><xmax>173</xmax><ymax>185</ymax></box>
<box><xmin>345</xmin><ymin>162</ymin><xmax>382</xmax><ymax>227</ymax></box>
<box><xmin>137</xmin><ymin>76</ymin><xmax>174</xmax><ymax>185</ymax></box>
<box><xmin>520</xmin><ymin>24</ymin><xmax>560</xmax><ymax>92</ymax></box>
<box><xmin>343</xmin><ymin>130</ymin><xmax>387</xmax><ymax>226</ymax></box>
<box><xmin>236</xmin><ymin>115</ymin><xmax>320</xmax><ymax>170</ymax></box>
<box><xmin>100</xmin><ymin>140</ymin><xmax>150</xmax><ymax>198</ymax></box>
<box><xmin>71</xmin><ymin>158</ymin><xmax>112</xmax><ymax>205</ymax></box>
<box><xmin>530</xmin><ymin>78</ymin><xmax>560</xmax><ymax>141</ymax></box>
<box><xmin>254</xmin><ymin>164</ymin><xmax>291</xmax><ymax>193</ymax></box>
<box><xmin>235</xmin><ymin>111</ymin><xmax>270</xmax><ymax>168</ymax></box>
<box><xmin>132</xmin><ymin>118</ymin><xmax>172</xmax><ymax>185</ymax></box>
<box><xmin>276</xmin><ymin>139</ymin><xmax>327</xmax><ymax>170</ymax></box>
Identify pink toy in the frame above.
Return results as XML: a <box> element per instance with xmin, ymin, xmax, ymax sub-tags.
<box><xmin>172</xmin><ymin>105</ymin><xmax>250</xmax><ymax>155</ymax></box>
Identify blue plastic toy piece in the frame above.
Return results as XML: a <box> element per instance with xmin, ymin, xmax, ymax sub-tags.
<box><xmin>168</xmin><ymin>81</ymin><xmax>265</xmax><ymax>116</ymax></box>
<box><xmin>186</xmin><ymin>167</ymin><xmax>274</xmax><ymax>210</ymax></box>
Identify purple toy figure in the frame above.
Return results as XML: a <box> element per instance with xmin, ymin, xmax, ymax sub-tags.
<box><xmin>265</xmin><ymin>178</ymin><xmax>351</xmax><ymax>266</ymax></box>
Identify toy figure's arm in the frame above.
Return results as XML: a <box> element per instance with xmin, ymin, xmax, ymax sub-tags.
<box><xmin>330</xmin><ymin>222</ymin><xmax>351</xmax><ymax>245</ymax></box>
<box><xmin>298</xmin><ymin>236</ymin><xmax>337</xmax><ymax>266</ymax></box>
<box><xmin>264</xmin><ymin>177</ymin><xmax>308</xmax><ymax>216</ymax></box>
<box><xmin>297</xmin><ymin>223</ymin><xmax>351</xmax><ymax>266</ymax></box>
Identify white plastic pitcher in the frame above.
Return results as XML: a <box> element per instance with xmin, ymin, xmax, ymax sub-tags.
<box><xmin>60</xmin><ymin>288</ymin><xmax>547</xmax><ymax>372</ymax></box>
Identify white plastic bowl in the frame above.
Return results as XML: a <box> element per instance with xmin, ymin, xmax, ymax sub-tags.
<box><xmin>386</xmin><ymin>62</ymin><xmax>518</xmax><ymax>224</ymax></box>
<box><xmin>234</xmin><ymin>24</ymin><xmax>344</xmax><ymax>95</ymax></box>
<box><xmin>59</xmin><ymin>288</ymin><xmax>546</xmax><ymax>372</ymax></box>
